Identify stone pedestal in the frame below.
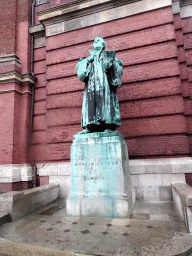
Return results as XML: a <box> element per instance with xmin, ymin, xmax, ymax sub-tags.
<box><xmin>67</xmin><ymin>131</ymin><xmax>135</xmax><ymax>217</ymax></box>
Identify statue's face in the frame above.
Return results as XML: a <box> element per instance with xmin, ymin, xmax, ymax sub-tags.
<box><xmin>93</xmin><ymin>37</ymin><xmax>105</xmax><ymax>51</ymax></box>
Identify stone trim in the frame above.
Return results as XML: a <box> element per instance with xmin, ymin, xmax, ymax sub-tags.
<box><xmin>34</xmin><ymin>37</ymin><xmax>46</xmax><ymax>49</ymax></box>
<box><xmin>0</xmin><ymin>54</ymin><xmax>21</xmax><ymax>68</ymax></box>
<box><xmin>37</xmin><ymin>0</ymin><xmax>172</xmax><ymax>37</ymax></box>
<box><xmin>36</xmin><ymin>158</ymin><xmax>190</xmax><ymax>201</ymax></box>
<box><xmin>0</xmin><ymin>89</ymin><xmax>32</xmax><ymax>95</ymax></box>
<box><xmin>172</xmin><ymin>0</ymin><xmax>192</xmax><ymax>18</ymax></box>
<box><xmin>0</xmin><ymin>71</ymin><xmax>37</xmax><ymax>85</ymax></box>
<box><xmin>0</xmin><ymin>164</ymin><xmax>33</xmax><ymax>183</ymax></box>
<box><xmin>37</xmin><ymin>162</ymin><xmax>71</xmax><ymax>176</ymax></box>
<box><xmin>180</xmin><ymin>5</ymin><xmax>192</xmax><ymax>18</ymax></box>
<box><xmin>36</xmin><ymin>0</ymin><xmax>49</xmax><ymax>6</ymax></box>
<box><xmin>29</xmin><ymin>24</ymin><xmax>44</xmax><ymax>35</ymax></box>
<box><xmin>130</xmin><ymin>157</ymin><xmax>192</xmax><ymax>175</ymax></box>
<box><xmin>29</xmin><ymin>25</ymin><xmax>46</xmax><ymax>49</ymax></box>
<box><xmin>36</xmin><ymin>157</ymin><xmax>192</xmax><ymax>176</ymax></box>
<box><xmin>180</xmin><ymin>0</ymin><xmax>192</xmax><ymax>7</ymax></box>
<box><xmin>172</xmin><ymin>1</ymin><xmax>180</xmax><ymax>14</ymax></box>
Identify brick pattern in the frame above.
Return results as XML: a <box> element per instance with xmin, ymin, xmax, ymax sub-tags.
<box><xmin>37</xmin><ymin>176</ymin><xmax>49</xmax><ymax>186</ymax></box>
<box><xmin>181</xmin><ymin>16</ymin><xmax>192</xmax><ymax>155</ymax></box>
<box><xmin>30</xmin><ymin>6</ymin><xmax>191</xmax><ymax>162</ymax></box>
<box><xmin>31</xmin><ymin>47</ymin><xmax>47</xmax><ymax>151</ymax></box>
<box><xmin>0</xmin><ymin>0</ymin><xmax>34</xmax><ymax>167</ymax></box>
<box><xmin>185</xmin><ymin>173</ymin><xmax>192</xmax><ymax>187</ymax></box>
<box><xmin>0</xmin><ymin>0</ymin><xmax>17</xmax><ymax>55</ymax></box>
<box><xmin>0</xmin><ymin>181</ymin><xmax>33</xmax><ymax>193</ymax></box>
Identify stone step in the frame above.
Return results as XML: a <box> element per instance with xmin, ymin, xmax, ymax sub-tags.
<box><xmin>0</xmin><ymin>213</ymin><xmax>10</xmax><ymax>227</ymax></box>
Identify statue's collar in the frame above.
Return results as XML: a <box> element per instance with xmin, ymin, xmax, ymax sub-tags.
<box><xmin>89</xmin><ymin>50</ymin><xmax>104</xmax><ymax>55</ymax></box>
<box><xmin>89</xmin><ymin>50</ymin><xmax>95</xmax><ymax>55</ymax></box>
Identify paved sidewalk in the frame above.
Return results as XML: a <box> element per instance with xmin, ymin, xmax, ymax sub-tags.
<box><xmin>0</xmin><ymin>199</ymin><xmax>192</xmax><ymax>256</ymax></box>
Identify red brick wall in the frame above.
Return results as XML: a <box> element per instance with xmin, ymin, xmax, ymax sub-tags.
<box><xmin>0</xmin><ymin>86</ymin><xmax>32</xmax><ymax>165</ymax></box>
<box><xmin>0</xmin><ymin>0</ymin><xmax>33</xmax><ymax>165</ymax></box>
<box><xmin>29</xmin><ymin>46</ymin><xmax>47</xmax><ymax>162</ymax></box>
<box><xmin>0</xmin><ymin>181</ymin><xmax>33</xmax><ymax>193</ymax></box>
<box><xmin>37</xmin><ymin>176</ymin><xmax>49</xmax><ymax>186</ymax></box>
<box><xmin>185</xmin><ymin>173</ymin><xmax>192</xmax><ymax>187</ymax></box>
<box><xmin>30</xmin><ymin>6</ymin><xmax>191</xmax><ymax>162</ymax></box>
<box><xmin>0</xmin><ymin>92</ymin><xmax>15</xmax><ymax>164</ymax></box>
<box><xmin>181</xmin><ymin>16</ymin><xmax>192</xmax><ymax>155</ymax></box>
<box><xmin>0</xmin><ymin>0</ymin><xmax>17</xmax><ymax>55</ymax></box>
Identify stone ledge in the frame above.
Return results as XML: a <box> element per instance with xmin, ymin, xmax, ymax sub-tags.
<box><xmin>37</xmin><ymin>162</ymin><xmax>71</xmax><ymax>176</ymax></box>
<box><xmin>0</xmin><ymin>71</ymin><xmax>37</xmax><ymax>85</ymax></box>
<box><xmin>0</xmin><ymin>212</ymin><xmax>10</xmax><ymax>227</ymax></box>
<box><xmin>130</xmin><ymin>157</ymin><xmax>192</xmax><ymax>174</ymax></box>
<box><xmin>37</xmin><ymin>0</ymin><xmax>172</xmax><ymax>36</ymax></box>
<box><xmin>172</xmin><ymin>182</ymin><xmax>192</xmax><ymax>232</ymax></box>
<box><xmin>0</xmin><ymin>54</ymin><xmax>21</xmax><ymax>68</ymax></box>
<box><xmin>0</xmin><ymin>184</ymin><xmax>59</xmax><ymax>221</ymax></box>
<box><xmin>180</xmin><ymin>5</ymin><xmax>192</xmax><ymax>18</ymax></box>
<box><xmin>172</xmin><ymin>0</ymin><xmax>192</xmax><ymax>18</ymax></box>
<box><xmin>37</xmin><ymin>158</ymin><xmax>192</xmax><ymax>176</ymax></box>
<box><xmin>23</xmin><ymin>183</ymin><xmax>58</xmax><ymax>198</ymax></box>
<box><xmin>172</xmin><ymin>182</ymin><xmax>192</xmax><ymax>206</ymax></box>
<box><xmin>37</xmin><ymin>0</ymin><xmax>142</xmax><ymax>23</ymax></box>
<box><xmin>0</xmin><ymin>191</ymin><xmax>24</xmax><ymax>202</ymax></box>
<box><xmin>36</xmin><ymin>0</ymin><xmax>49</xmax><ymax>6</ymax></box>
<box><xmin>172</xmin><ymin>1</ymin><xmax>180</xmax><ymax>14</ymax></box>
<box><xmin>0</xmin><ymin>164</ymin><xmax>34</xmax><ymax>183</ymax></box>
<box><xmin>29</xmin><ymin>24</ymin><xmax>44</xmax><ymax>35</ymax></box>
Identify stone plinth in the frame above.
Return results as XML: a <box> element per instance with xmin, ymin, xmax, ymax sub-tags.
<box><xmin>67</xmin><ymin>131</ymin><xmax>135</xmax><ymax>217</ymax></box>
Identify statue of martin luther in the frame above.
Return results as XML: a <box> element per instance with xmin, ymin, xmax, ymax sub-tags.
<box><xmin>76</xmin><ymin>37</ymin><xmax>123</xmax><ymax>133</ymax></box>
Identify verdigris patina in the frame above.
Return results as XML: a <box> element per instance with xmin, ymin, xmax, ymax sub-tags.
<box><xmin>67</xmin><ymin>37</ymin><xmax>135</xmax><ymax>218</ymax></box>
<box><xmin>76</xmin><ymin>37</ymin><xmax>123</xmax><ymax>133</ymax></box>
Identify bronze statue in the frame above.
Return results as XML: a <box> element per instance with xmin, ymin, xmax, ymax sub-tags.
<box><xmin>76</xmin><ymin>37</ymin><xmax>123</xmax><ymax>133</ymax></box>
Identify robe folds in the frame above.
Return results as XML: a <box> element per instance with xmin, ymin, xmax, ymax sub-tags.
<box><xmin>76</xmin><ymin>50</ymin><xmax>123</xmax><ymax>131</ymax></box>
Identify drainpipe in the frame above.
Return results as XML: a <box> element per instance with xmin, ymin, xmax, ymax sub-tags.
<box><xmin>31</xmin><ymin>161</ymin><xmax>37</xmax><ymax>188</ymax></box>
<box><xmin>30</xmin><ymin>0</ymin><xmax>37</xmax><ymax>187</ymax></box>
<box><xmin>30</xmin><ymin>0</ymin><xmax>36</xmax><ymax>135</ymax></box>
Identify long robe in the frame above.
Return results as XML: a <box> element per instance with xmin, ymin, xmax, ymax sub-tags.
<box><xmin>76</xmin><ymin>50</ymin><xmax>123</xmax><ymax>131</ymax></box>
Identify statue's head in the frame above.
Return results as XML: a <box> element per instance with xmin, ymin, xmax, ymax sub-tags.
<box><xmin>93</xmin><ymin>37</ymin><xmax>105</xmax><ymax>51</ymax></box>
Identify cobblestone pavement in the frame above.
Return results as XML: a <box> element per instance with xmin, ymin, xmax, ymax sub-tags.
<box><xmin>0</xmin><ymin>199</ymin><xmax>192</xmax><ymax>256</ymax></box>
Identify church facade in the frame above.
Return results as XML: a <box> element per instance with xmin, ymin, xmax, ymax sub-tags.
<box><xmin>0</xmin><ymin>0</ymin><xmax>192</xmax><ymax>201</ymax></box>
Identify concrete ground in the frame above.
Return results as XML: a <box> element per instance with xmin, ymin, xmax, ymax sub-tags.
<box><xmin>0</xmin><ymin>199</ymin><xmax>192</xmax><ymax>256</ymax></box>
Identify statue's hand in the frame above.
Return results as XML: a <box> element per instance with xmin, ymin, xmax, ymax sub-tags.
<box><xmin>111</xmin><ymin>78</ymin><xmax>121</xmax><ymax>87</ymax></box>
<box><xmin>103</xmin><ymin>60</ymin><xmax>112</xmax><ymax>71</ymax></box>
<box><xmin>87</xmin><ymin>55</ymin><xmax>94</xmax><ymax>62</ymax></box>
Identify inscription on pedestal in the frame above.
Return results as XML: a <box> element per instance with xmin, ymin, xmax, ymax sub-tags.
<box><xmin>74</xmin><ymin>161</ymin><xmax>122</xmax><ymax>166</ymax></box>
<box><xmin>73</xmin><ymin>160</ymin><xmax>124</xmax><ymax>197</ymax></box>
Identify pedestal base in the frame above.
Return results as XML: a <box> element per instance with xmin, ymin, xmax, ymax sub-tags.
<box><xmin>67</xmin><ymin>131</ymin><xmax>135</xmax><ymax>217</ymax></box>
<box><xmin>67</xmin><ymin>194</ymin><xmax>135</xmax><ymax>218</ymax></box>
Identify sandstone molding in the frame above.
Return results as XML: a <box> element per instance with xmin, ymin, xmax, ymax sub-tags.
<box><xmin>37</xmin><ymin>0</ymin><xmax>172</xmax><ymax>37</ymax></box>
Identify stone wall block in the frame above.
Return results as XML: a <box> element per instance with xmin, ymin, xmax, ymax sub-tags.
<box><xmin>143</xmin><ymin>186</ymin><xmax>160</xmax><ymax>201</ymax></box>
<box><xmin>145</xmin><ymin>164</ymin><xmax>172</xmax><ymax>174</ymax></box>
<box><xmin>139</xmin><ymin>174</ymin><xmax>162</xmax><ymax>187</ymax></box>
<box><xmin>49</xmin><ymin>175</ymin><xmax>70</xmax><ymax>198</ymax></box>
<box><xmin>159</xmin><ymin>186</ymin><xmax>173</xmax><ymax>201</ymax></box>
<box><xmin>161</xmin><ymin>174</ymin><xmax>185</xmax><ymax>186</ymax></box>
<box><xmin>187</xmin><ymin>207</ymin><xmax>192</xmax><ymax>232</ymax></box>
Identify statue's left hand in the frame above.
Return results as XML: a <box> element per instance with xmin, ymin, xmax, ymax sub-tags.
<box><xmin>87</xmin><ymin>55</ymin><xmax>94</xmax><ymax>62</ymax></box>
<box><xmin>111</xmin><ymin>78</ymin><xmax>121</xmax><ymax>87</ymax></box>
<box><xmin>103</xmin><ymin>59</ymin><xmax>112</xmax><ymax>71</ymax></box>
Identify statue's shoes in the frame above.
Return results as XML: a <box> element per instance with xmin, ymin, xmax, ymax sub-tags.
<box><xmin>104</xmin><ymin>129</ymin><xmax>112</xmax><ymax>133</ymax></box>
<box><xmin>77</xmin><ymin>128</ymin><xmax>90</xmax><ymax>134</ymax></box>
